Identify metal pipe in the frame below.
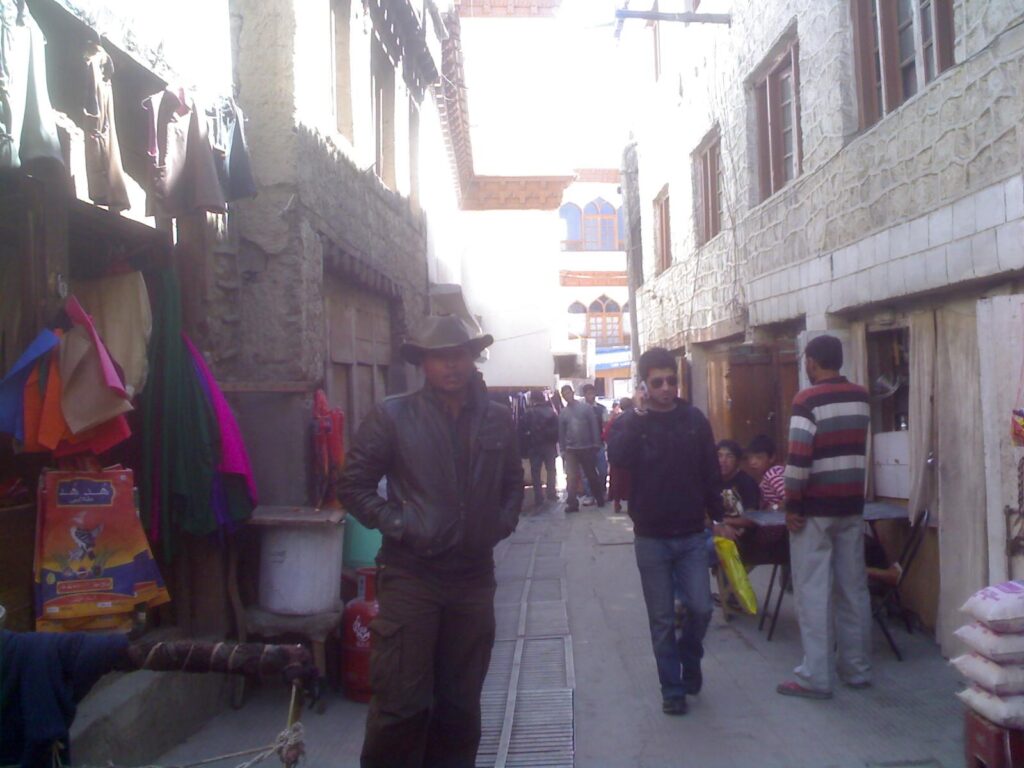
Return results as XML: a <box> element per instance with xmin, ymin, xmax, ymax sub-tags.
<box><xmin>614</xmin><ymin>9</ymin><xmax>732</xmax><ymax>25</ymax></box>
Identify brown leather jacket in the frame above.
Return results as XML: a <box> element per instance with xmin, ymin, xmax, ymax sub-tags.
<box><xmin>337</xmin><ymin>378</ymin><xmax>523</xmax><ymax>573</ymax></box>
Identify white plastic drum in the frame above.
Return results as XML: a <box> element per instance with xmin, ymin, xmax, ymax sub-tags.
<box><xmin>258</xmin><ymin>524</ymin><xmax>344</xmax><ymax>615</ymax></box>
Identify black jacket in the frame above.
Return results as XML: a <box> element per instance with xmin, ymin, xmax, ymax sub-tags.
<box><xmin>521</xmin><ymin>403</ymin><xmax>559</xmax><ymax>452</ymax></box>
<box><xmin>606</xmin><ymin>399</ymin><xmax>724</xmax><ymax>538</ymax></box>
<box><xmin>337</xmin><ymin>379</ymin><xmax>523</xmax><ymax>574</ymax></box>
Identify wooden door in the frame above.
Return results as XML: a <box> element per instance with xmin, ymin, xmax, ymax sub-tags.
<box><xmin>705</xmin><ymin>351</ymin><xmax>731</xmax><ymax>443</ymax></box>
<box><xmin>704</xmin><ymin>343</ymin><xmax>799</xmax><ymax>452</ymax></box>
<box><xmin>326</xmin><ymin>279</ymin><xmax>393</xmax><ymax>443</ymax></box>
<box><xmin>773</xmin><ymin>347</ymin><xmax>800</xmax><ymax>455</ymax></box>
<box><xmin>726</xmin><ymin>346</ymin><xmax>776</xmax><ymax>448</ymax></box>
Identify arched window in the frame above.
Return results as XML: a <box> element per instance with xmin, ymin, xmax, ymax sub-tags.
<box><xmin>585</xmin><ymin>294</ymin><xmax>624</xmax><ymax>347</ymax></box>
<box><xmin>583</xmin><ymin>198</ymin><xmax>618</xmax><ymax>250</ymax></box>
<box><xmin>559</xmin><ymin>204</ymin><xmax>583</xmax><ymax>251</ymax></box>
<box><xmin>617</xmin><ymin>207</ymin><xmax>626</xmax><ymax>249</ymax></box>
<box><xmin>567</xmin><ymin>301</ymin><xmax>587</xmax><ymax>337</ymax></box>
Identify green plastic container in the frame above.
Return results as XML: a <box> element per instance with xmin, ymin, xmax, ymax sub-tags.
<box><xmin>343</xmin><ymin>515</ymin><xmax>382</xmax><ymax>570</ymax></box>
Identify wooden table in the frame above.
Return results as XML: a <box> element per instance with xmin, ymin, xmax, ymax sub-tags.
<box><xmin>742</xmin><ymin>501</ymin><xmax>908</xmax><ymax>527</ymax></box>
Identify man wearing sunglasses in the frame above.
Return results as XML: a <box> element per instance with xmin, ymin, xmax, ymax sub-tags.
<box><xmin>607</xmin><ymin>347</ymin><xmax>735</xmax><ymax>716</ymax></box>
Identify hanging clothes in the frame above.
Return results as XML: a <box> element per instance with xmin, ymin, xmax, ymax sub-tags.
<box><xmin>0</xmin><ymin>0</ymin><xmax>61</xmax><ymax>169</ymax></box>
<box><xmin>73</xmin><ymin>271</ymin><xmax>153</xmax><ymax>397</ymax></box>
<box><xmin>59</xmin><ymin>297</ymin><xmax>132</xmax><ymax>435</ymax></box>
<box><xmin>0</xmin><ymin>328</ymin><xmax>58</xmax><ymax>440</ymax></box>
<box><xmin>142</xmin><ymin>88</ymin><xmax>226</xmax><ymax>218</ymax></box>
<box><xmin>183</xmin><ymin>334</ymin><xmax>257</xmax><ymax>503</ymax></box>
<box><xmin>140</xmin><ymin>269</ymin><xmax>225</xmax><ymax>556</ymax></box>
<box><xmin>184</xmin><ymin>336</ymin><xmax>255</xmax><ymax>533</ymax></box>
<box><xmin>205</xmin><ymin>97</ymin><xmax>257</xmax><ymax>202</ymax></box>
<box><xmin>82</xmin><ymin>42</ymin><xmax>130</xmax><ymax>211</ymax></box>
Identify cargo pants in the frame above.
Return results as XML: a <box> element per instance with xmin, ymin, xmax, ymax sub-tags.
<box><xmin>361</xmin><ymin>563</ymin><xmax>496</xmax><ymax>768</ymax></box>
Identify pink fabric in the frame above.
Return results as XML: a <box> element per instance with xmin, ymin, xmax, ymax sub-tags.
<box><xmin>182</xmin><ymin>335</ymin><xmax>258</xmax><ymax>503</ymax></box>
<box><xmin>65</xmin><ymin>295</ymin><xmax>127</xmax><ymax>398</ymax></box>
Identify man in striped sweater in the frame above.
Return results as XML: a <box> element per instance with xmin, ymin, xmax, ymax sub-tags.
<box><xmin>777</xmin><ymin>334</ymin><xmax>872</xmax><ymax>700</ymax></box>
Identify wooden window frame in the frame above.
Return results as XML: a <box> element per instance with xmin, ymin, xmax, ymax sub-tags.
<box><xmin>754</xmin><ymin>42</ymin><xmax>802</xmax><ymax>202</ymax></box>
<box><xmin>583</xmin><ymin>199</ymin><xmax>618</xmax><ymax>251</ymax></box>
<box><xmin>585</xmin><ymin>296</ymin><xmax>625</xmax><ymax>347</ymax></box>
<box><xmin>852</xmin><ymin>0</ymin><xmax>955</xmax><ymax>128</ymax></box>
<box><xmin>653</xmin><ymin>186</ymin><xmax>671</xmax><ymax>275</ymax></box>
<box><xmin>370</xmin><ymin>35</ymin><xmax>396</xmax><ymax>189</ymax></box>
<box><xmin>560</xmin><ymin>203</ymin><xmax>583</xmax><ymax>251</ymax></box>
<box><xmin>331</xmin><ymin>0</ymin><xmax>354</xmax><ymax>142</ymax></box>
<box><xmin>694</xmin><ymin>129</ymin><xmax>722</xmax><ymax>246</ymax></box>
<box><xmin>650</xmin><ymin>1</ymin><xmax>662</xmax><ymax>82</ymax></box>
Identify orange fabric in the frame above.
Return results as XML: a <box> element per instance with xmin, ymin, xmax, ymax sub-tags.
<box><xmin>53</xmin><ymin>414</ymin><xmax>130</xmax><ymax>457</ymax></box>
<box><xmin>22</xmin><ymin>328</ymin><xmax>131</xmax><ymax>458</ymax></box>
<box><xmin>37</xmin><ymin>343</ymin><xmax>69</xmax><ymax>450</ymax></box>
<box><xmin>21</xmin><ymin>363</ymin><xmax>45</xmax><ymax>452</ymax></box>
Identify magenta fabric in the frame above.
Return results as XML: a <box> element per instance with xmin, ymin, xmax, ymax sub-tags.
<box><xmin>182</xmin><ymin>334</ymin><xmax>258</xmax><ymax>503</ymax></box>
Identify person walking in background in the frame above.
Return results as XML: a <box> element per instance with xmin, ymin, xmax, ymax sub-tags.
<box><xmin>777</xmin><ymin>334</ymin><xmax>872</xmax><ymax>701</ymax></box>
<box><xmin>605</xmin><ymin>397</ymin><xmax>634</xmax><ymax>514</ymax></box>
<box><xmin>559</xmin><ymin>384</ymin><xmax>604</xmax><ymax>512</ymax></box>
<box><xmin>522</xmin><ymin>389</ymin><xmax>560</xmax><ymax>510</ymax></box>
<box><xmin>607</xmin><ymin>347</ymin><xmax>735</xmax><ymax>716</ymax></box>
<box><xmin>337</xmin><ymin>315</ymin><xmax>523</xmax><ymax>767</ymax></box>
<box><xmin>581</xmin><ymin>383</ymin><xmax>609</xmax><ymax>504</ymax></box>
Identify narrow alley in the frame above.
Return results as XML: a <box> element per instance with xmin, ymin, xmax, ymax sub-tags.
<box><xmin>3</xmin><ymin>0</ymin><xmax>1023</xmax><ymax>764</ymax></box>
<box><xmin>156</xmin><ymin>501</ymin><xmax>963</xmax><ymax>768</ymax></box>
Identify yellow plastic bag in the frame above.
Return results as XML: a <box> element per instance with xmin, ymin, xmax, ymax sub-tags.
<box><xmin>713</xmin><ymin>536</ymin><xmax>758</xmax><ymax>615</ymax></box>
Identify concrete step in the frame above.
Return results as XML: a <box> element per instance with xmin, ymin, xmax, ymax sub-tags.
<box><xmin>71</xmin><ymin>633</ymin><xmax>230</xmax><ymax>766</ymax></box>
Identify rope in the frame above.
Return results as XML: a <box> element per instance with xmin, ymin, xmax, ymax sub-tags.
<box><xmin>77</xmin><ymin>723</ymin><xmax>305</xmax><ymax>768</ymax></box>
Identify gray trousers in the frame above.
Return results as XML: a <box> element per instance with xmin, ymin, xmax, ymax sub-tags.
<box><xmin>789</xmin><ymin>515</ymin><xmax>872</xmax><ymax>692</ymax></box>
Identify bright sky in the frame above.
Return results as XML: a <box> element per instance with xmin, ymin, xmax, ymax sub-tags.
<box><xmin>459</xmin><ymin>0</ymin><xmax>630</xmax><ymax>175</ymax></box>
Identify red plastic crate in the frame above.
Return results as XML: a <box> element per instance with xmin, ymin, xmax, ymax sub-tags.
<box><xmin>965</xmin><ymin>709</ymin><xmax>1024</xmax><ymax>768</ymax></box>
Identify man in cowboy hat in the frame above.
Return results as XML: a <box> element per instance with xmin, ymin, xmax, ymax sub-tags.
<box><xmin>338</xmin><ymin>314</ymin><xmax>523</xmax><ymax>768</ymax></box>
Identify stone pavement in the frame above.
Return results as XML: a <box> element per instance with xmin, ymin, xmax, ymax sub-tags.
<box><xmin>153</xmin><ymin>501</ymin><xmax>965</xmax><ymax>768</ymax></box>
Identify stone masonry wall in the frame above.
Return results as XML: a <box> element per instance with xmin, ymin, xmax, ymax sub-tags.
<box><xmin>296</xmin><ymin>127</ymin><xmax>429</xmax><ymax>336</ymax></box>
<box><xmin>201</xmin><ymin>0</ymin><xmax>429</xmax><ymax>383</ymax></box>
<box><xmin>630</xmin><ymin>0</ymin><xmax>1024</xmax><ymax>349</ymax></box>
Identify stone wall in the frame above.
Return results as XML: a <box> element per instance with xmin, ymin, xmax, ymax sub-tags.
<box><xmin>626</xmin><ymin>0</ymin><xmax>1024</xmax><ymax>348</ymax></box>
<box><xmin>189</xmin><ymin>0</ymin><xmax>434</xmax><ymax>506</ymax></box>
<box><xmin>200</xmin><ymin>0</ymin><xmax>431</xmax><ymax>386</ymax></box>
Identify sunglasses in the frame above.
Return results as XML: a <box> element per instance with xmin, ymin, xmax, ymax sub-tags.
<box><xmin>648</xmin><ymin>376</ymin><xmax>678</xmax><ymax>389</ymax></box>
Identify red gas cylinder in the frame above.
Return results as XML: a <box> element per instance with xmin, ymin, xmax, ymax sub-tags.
<box><xmin>342</xmin><ymin>566</ymin><xmax>379</xmax><ymax>702</ymax></box>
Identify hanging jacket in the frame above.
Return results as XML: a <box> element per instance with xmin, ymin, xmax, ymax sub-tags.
<box><xmin>337</xmin><ymin>377</ymin><xmax>523</xmax><ymax>575</ymax></box>
<box><xmin>82</xmin><ymin>42</ymin><xmax>130</xmax><ymax>210</ymax></box>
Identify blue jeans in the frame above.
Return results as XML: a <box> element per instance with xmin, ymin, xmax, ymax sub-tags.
<box><xmin>634</xmin><ymin>533</ymin><xmax>713</xmax><ymax>701</ymax></box>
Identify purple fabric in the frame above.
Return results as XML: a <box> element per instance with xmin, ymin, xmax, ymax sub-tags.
<box><xmin>187</xmin><ymin>350</ymin><xmax>231</xmax><ymax>532</ymax></box>
<box><xmin>181</xmin><ymin>334</ymin><xmax>258</xmax><ymax>503</ymax></box>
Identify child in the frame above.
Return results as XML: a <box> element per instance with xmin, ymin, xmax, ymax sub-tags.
<box><xmin>747</xmin><ymin>434</ymin><xmax>785</xmax><ymax>510</ymax></box>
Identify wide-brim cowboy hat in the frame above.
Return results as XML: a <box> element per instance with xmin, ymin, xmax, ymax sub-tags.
<box><xmin>400</xmin><ymin>315</ymin><xmax>494</xmax><ymax>365</ymax></box>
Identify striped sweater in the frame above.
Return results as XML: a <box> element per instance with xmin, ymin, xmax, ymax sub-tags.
<box><xmin>784</xmin><ymin>376</ymin><xmax>870</xmax><ymax>517</ymax></box>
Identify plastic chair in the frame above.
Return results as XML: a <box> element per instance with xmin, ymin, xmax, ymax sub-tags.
<box><xmin>869</xmin><ymin>507</ymin><xmax>930</xmax><ymax>661</ymax></box>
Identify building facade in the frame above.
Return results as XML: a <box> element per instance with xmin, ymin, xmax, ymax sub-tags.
<box><xmin>619</xmin><ymin>0</ymin><xmax>1024</xmax><ymax>652</ymax></box>
<box><xmin>207</xmin><ymin>0</ymin><xmax>464</xmax><ymax>504</ymax></box>
<box><xmin>558</xmin><ymin>174</ymin><xmax>633</xmax><ymax>398</ymax></box>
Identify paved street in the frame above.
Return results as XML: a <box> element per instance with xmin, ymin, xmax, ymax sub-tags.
<box><xmin>157</xmin><ymin>502</ymin><xmax>964</xmax><ymax>768</ymax></box>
